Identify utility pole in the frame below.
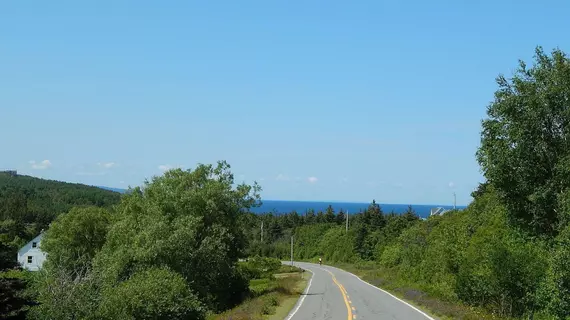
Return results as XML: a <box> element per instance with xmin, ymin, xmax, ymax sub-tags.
<box><xmin>290</xmin><ymin>235</ymin><xmax>294</xmax><ymax>266</ymax></box>
<box><xmin>260</xmin><ymin>221</ymin><xmax>263</xmax><ymax>242</ymax></box>
<box><xmin>346</xmin><ymin>210</ymin><xmax>349</xmax><ymax>233</ymax></box>
<box><xmin>453</xmin><ymin>192</ymin><xmax>457</xmax><ymax>210</ymax></box>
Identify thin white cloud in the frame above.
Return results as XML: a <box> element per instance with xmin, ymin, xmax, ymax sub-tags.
<box><xmin>76</xmin><ymin>171</ymin><xmax>107</xmax><ymax>176</ymax></box>
<box><xmin>367</xmin><ymin>181</ymin><xmax>386</xmax><ymax>187</ymax></box>
<box><xmin>307</xmin><ymin>176</ymin><xmax>318</xmax><ymax>183</ymax></box>
<box><xmin>258</xmin><ymin>177</ymin><xmax>266</xmax><ymax>181</ymax></box>
<box><xmin>29</xmin><ymin>160</ymin><xmax>52</xmax><ymax>170</ymax></box>
<box><xmin>119</xmin><ymin>181</ymin><xmax>125</xmax><ymax>184</ymax></box>
<box><xmin>276</xmin><ymin>174</ymin><xmax>290</xmax><ymax>181</ymax></box>
<box><xmin>158</xmin><ymin>164</ymin><xmax>183</xmax><ymax>172</ymax></box>
<box><xmin>97</xmin><ymin>162</ymin><xmax>116</xmax><ymax>169</ymax></box>
<box><xmin>449</xmin><ymin>181</ymin><xmax>455</xmax><ymax>188</ymax></box>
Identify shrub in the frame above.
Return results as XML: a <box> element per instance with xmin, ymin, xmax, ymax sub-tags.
<box><xmin>264</xmin><ymin>292</ymin><xmax>279</xmax><ymax>306</ymax></box>
<box><xmin>540</xmin><ymin>225</ymin><xmax>570</xmax><ymax>317</ymax></box>
<box><xmin>98</xmin><ymin>267</ymin><xmax>204</xmax><ymax>320</ymax></box>
<box><xmin>241</xmin><ymin>256</ymin><xmax>281</xmax><ymax>280</ymax></box>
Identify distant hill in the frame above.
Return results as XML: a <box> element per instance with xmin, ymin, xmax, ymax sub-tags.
<box><xmin>97</xmin><ymin>186</ymin><xmax>128</xmax><ymax>194</ymax></box>
<box><xmin>0</xmin><ymin>172</ymin><xmax>122</xmax><ymax>242</ymax></box>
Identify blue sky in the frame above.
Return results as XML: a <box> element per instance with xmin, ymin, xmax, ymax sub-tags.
<box><xmin>1</xmin><ymin>0</ymin><xmax>568</xmax><ymax>205</ymax></box>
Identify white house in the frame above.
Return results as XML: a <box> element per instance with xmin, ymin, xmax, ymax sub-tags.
<box><xmin>430</xmin><ymin>207</ymin><xmax>449</xmax><ymax>217</ymax></box>
<box><xmin>17</xmin><ymin>233</ymin><xmax>47</xmax><ymax>271</ymax></box>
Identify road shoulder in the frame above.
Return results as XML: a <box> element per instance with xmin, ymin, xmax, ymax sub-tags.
<box><xmin>271</xmin><ymin>269</ymin><xmax>312</xmax><ymax>320</ymax></box>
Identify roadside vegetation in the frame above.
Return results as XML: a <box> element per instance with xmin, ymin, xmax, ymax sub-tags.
<box><xmin>209</xmin><ymin>257</ymin><xmax>308</xmax><ymax>320</ymax></box>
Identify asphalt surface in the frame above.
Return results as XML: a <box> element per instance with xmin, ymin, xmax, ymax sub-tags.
<box><xmin>283</xmin><ymin>261</ymin><xmax>435</xmax><ymax>320</ymax></box>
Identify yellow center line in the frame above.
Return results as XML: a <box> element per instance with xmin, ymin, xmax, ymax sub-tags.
<box><xmin>324</xmin><ymin>269</ymin><xmax>353</xmax><ymax>320</ymax></box>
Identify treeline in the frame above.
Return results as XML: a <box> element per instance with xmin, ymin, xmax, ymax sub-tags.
<box><xmin>243</xmin><ymin>47</ymin><xmax>570</xmax><ymax>319</ymax></box>
<box><xmin>241</xmin><ymin>201</ymin><xmax>419</xmax><ymax>260</ymax></box>
<box><xmin>0</xmin><ymin>173</ymin><xmax>121</xmax><ymax>248</ymax></box>
<box><xmin>0</xmin><ymin>173</ymin><xmax>122</xmax><ymax>319</ymax></box>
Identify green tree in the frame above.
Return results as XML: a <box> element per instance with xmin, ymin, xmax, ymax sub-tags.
<box><xmin>316</xmin><ymin>210</ymin><xmax>325</xmax><ymax>223</ymax></box>
<box><xmin>477</xmin><ymin>47</ymin><xmax>570</xmax><ymax>235</ymax></box>
<box><xmin>541</xmin><ymin>224</ymin><xmax>570</xmax><ymax>317</ymax></box>
<box><xmin>98</xmin><ymin>267</ymin><xmax>204</xmax><ymax>320</ymax></box>
<box><xmin>0</xmin><ymin>270</ymin><xmax>32</xmax><ymax>319</ymax></box>
<box><xmin>324</xmin><ymin>205</ymin><xmax>335</xmax><ymax>223</ymax></box>
<box><xmin>336</xmin><ymin>209</ymin><xmax>346</xmax><ymax>225</ymax></box>
<box><xmin>41</xmin><ymin>207</ymin><xmax>111</xmax><ymax>274</ymax></box>
<box><xmin>305</xmin><ymin>209</ymin><xmax>316</xmax><ymax>224</ymax></box>
<box><xmin>268</xmin><ymin>220</ymin><xmax>283</xmax><ymax>242</ymax></box>
<box><xmin>0</xmin><ymin>239</ymin><xmax>18</xmax><ymax>271</ymax></box>
<box><xmin>94</xmin><ymin>161</ymin><xmax>259</xmax><ymax>312</ymax></box>
<box><xmin>470</xmin><ymin>182</ymin><xmax>489</xmax><ymax>200</ymax></box>
<box><xmin>354</xmin><ymin>224</ymin><xmax>370</xmax><ymax>260</ymax></box>
<box><xmin>28</xmin><ymin>267</ymin><xmax>100</xmax><ymax>320</ymax></box>
<box><xmin>288</xmin><ymin>211</ymin><xmax>301</xmax><ymax>228</ymax></box>
<box><xmin>364</xmin><ymin>200</ymin><xmax>386</xmax><ymax>229</ymax></box>
<box><xmin>402</xmin><ymin>205</ymin><xmax>417</xmax><ymax>221</ymax></box>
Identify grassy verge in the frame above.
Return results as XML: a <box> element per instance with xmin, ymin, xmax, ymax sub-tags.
<box><xmin>208</xmin><ymin>268</ymin><xmax>309</xmax><ymax>320</ymax></box>
<box><xmin>301</xmin><ymin>258</ymin><xmax>509</xmax><ymax>320</ymax></box>
<box><xmin>267</xmin><ymin>271</ymin><xmax>310</xmax><ymax>320</ymax></box>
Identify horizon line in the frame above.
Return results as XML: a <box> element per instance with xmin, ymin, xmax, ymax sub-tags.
<box><xmin>96</xmin><ymin>186</ymin><xmax>470</xmax><ymax>207</ymax></box>
<box><xmin>259</xmin><ymin>199</ymin><xmax>469</xmax><ymax>207</ymax></box>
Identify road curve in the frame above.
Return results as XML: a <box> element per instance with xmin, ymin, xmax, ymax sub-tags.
<box><xmin>283</xmin><ymin>261</ymin><xmax>435</xmax><ymax>320</ymax></box>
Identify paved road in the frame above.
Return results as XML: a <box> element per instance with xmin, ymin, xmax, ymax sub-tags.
<box><xmin>283</xmin><ymin>262</ymin><xmax>435</xmax><ymax>320</ymax></box>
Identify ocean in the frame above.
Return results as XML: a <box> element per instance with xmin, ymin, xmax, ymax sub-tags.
<box><xmin>98</xmin><ymin>187</ymin><xmax>465</xmax><ymax>219</ymax></box>
<box><xmin>250</xmin><ymin>200</ymin><xmax>466</xmax><ymax>219</ymax></box>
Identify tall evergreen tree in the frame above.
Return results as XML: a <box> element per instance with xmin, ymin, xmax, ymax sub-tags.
<box><xmin>316</xmin><ymin>211</ymin><xmax>325</xmax><ymax>223</ymax></box>
<box><xmin>305</xmin><ymin>209</ymin><xmax>316</xmax><ymax>224</ymax></box>
<box><xmin>336</xmin><ymin>209</ymin><xmax>346</xmax><ymax>225</ymax></box>
<box><xmin>364</xmin><ymin>200</ymin><xmax>386</xmax><ymax>229</ymax></box>
<box><xmin>325</xmin><ymin>205</ymin><xmax>336</xmax><ymax>223</ymax></box>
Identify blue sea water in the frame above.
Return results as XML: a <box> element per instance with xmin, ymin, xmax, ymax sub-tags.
<box><xmin>96</xmin><ymin>187</ymin><xmax>465</xmax><ymax>219</ymax></box>
<box><xmin>250</xmin><ymin>200</ymin><xmax>466</xmax><ymax>219</ymax></box>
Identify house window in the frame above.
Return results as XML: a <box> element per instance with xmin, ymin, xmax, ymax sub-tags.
<box><xmin>27</xmin><ymin>256</ymin><xmax>32</xmax><ymax>264</ymax></box>
<box><xmin>32</xmin><ymin>242</ymin><xmax>37</xmax><ymax>248</ymax></box>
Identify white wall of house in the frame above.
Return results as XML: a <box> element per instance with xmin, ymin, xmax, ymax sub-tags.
<box><xmin>17</xmin><ymin>233</ymin><xmax>47</xmax><ymax>271</ymax></box>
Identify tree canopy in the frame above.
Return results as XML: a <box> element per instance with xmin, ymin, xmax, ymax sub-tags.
<box><xmin>41</xmin><ymin>207</ymin><xmax>112</xmax><ymax>274</ymax></box>
<box><xmin>0</xmin><ymin>172</ymin><xmax>121</xmax><ymax>247</ymax></box>
<box><xmin>31</xmin><ymin>161</ymin><xmax>261</xmax><ymax>319</ymax></box>
<box><xmin>0</xmin><ymin>174</ymin><xmax>121</xmax><ymax>319</ymax></box>
<box><xmin>477</xmin><ymin>47</ymin><xmax>570</xmax><ymax>235</ymax></box>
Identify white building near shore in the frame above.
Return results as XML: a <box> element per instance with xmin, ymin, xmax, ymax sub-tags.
<box><xmin>17</xmin><ymin>232</ymin><xmax>47</xmax><ymax>271</ymax></box>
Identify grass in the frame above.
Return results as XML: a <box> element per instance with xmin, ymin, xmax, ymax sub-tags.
<box><xmin>208</xmin><ymin>269</ymin><xmax>309</xmax><ymax>320</ymax></box>
<box><xmin>267</xmin><ymin>272</ymin><xmax>310</xmax><ymax>320</ymax></box>
<box><xmin>276</xmin><ymin>264</ymin><xmax>303</xmax><ymax>274</ymax></box>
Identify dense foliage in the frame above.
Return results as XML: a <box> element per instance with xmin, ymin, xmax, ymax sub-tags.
<box><xmin>238</xmin><ymin>256</ymin><xmax>282</xmax><ymax>280</ymax></box>
<box><xmin>0</xmin><ymin>173</ymin><xmax>120</xmax><ymax>249</ymax></box>
<box><xmin>477</xmin><ymin>47</ymin><xmax>570</xmax><ymax>236</ymax></box>
<box><xmin>0</xmin><ymin>174</ymin><xmax>121</xmax><ymax>319</ymax></box>
<box><xmin>30</xmin><ymin>161</ymin><xmax>261</xmax><ymax>319</ymax></box>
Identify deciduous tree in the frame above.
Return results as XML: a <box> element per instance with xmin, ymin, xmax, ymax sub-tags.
<box><xmin>477</xmin><ymin>47</ymin><xmax>570</xmax><ymax>235</ymax></box>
